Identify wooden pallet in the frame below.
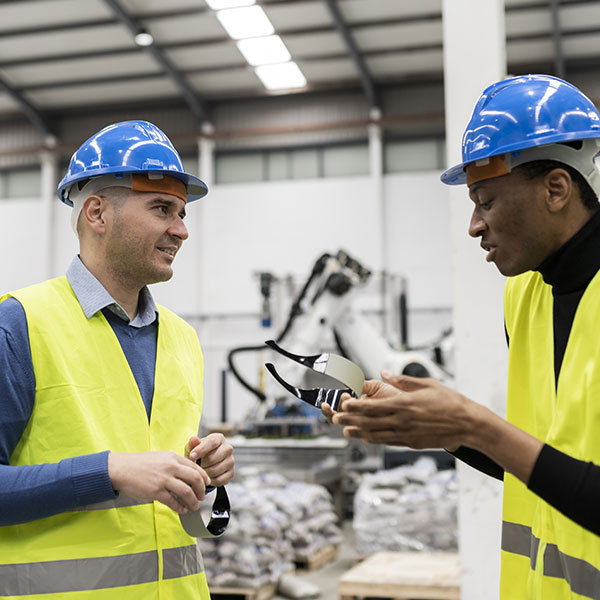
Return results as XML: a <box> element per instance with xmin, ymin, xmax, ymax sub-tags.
<box><xmin>209</xmin><ymin>582</ymin><xmax>277</xmax><ymax>600</ymax></box>
<box><xmin>339</xmin><ymin>551</ymin><xmax>460</xmax><ymax>600</ymax></box>
<box><xmin>295</xmin><ymin>544</ymin><xmax>339</xmax><ymax>571</ymax></box>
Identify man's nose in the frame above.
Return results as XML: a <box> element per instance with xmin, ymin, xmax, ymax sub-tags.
<box><xmin>170</xmin><ymin>217</ymin><xmax>189</xmax><ymax>240</ymax></box>
<box><xmin>468</xmin><ymin>209</ymin><xmax>486</xmax><ymax>238</ymax></box>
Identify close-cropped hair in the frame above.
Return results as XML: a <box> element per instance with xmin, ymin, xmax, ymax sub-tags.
<box><xmin>76</xmin><ymin>186</ymin><xmax>129</xmax><ymax>237</ymax></box>
<box><xmin>517</xmin><ymin>159</ymin><xmax>599</xmax><ymax>211</ymax></box>
<box><xmin>95</xmin><ymin>186</ymin><xmax>130</xmax><ymax>202</ymax></box>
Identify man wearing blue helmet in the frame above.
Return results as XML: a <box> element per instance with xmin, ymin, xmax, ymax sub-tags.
<box><xmin>0</xmin><ymin>121</ymin><xmax>234</xmax><ymax>599</ymax></box>
<box><xmin>328</xmin><ymin>75</ymin><xmax>600</xmax><ymax>598</ymax></box>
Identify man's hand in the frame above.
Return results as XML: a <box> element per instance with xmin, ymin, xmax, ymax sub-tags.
<box><xmin>330</xmin><ymin>371</ymin><xmax>544</xmax><ymax>485</ymax></box>
<box><xmin>108</xmin><ymin>451</ymin><xmax>212</xmax><ymax>515</ymax></box>
<box><xmin>185</xmin><ymin>433</ymin><xmax>234</xmax><ymax>487</ymax></box>
<box><xmin>331</xmin><ymin>372</ymin><xmax>475</xmax><ymax>450</ymax></box>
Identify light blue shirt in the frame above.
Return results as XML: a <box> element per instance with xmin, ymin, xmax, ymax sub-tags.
<box><xmin>67</xmin><ymin>255</ymin><xmax>158</xmax><ymax>327</ymax></box>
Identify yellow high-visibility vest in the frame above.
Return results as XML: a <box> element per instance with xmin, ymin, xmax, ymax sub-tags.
<box><xmin>501</xmin><ymin>269</ymin><xmax>600</xmax><ymax>599</ymax></box>
<box><xmin>0</xmin><ymin>276</ymin><xmax>210</xmax><ymax>600</ymax></box>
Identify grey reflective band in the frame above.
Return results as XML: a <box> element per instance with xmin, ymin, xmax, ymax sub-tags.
<box><xmin>502</xmin><ymin>520</ymin><xmax>600</xmax><ymax>599</ymax></box>
<box><xmin>501</xmin><ymin>521</ymin><xmax>536</xmax><ymax>559</ymax></box>
<box><xmin>179</xmin><ymin>485</ymin><xmax>231</xmax><ymax>538</ymax></box>
<box><xmin>0</xmin><ymin>545</ymin><xmax>205</xmax><ymax>596</ymax></box>
<box><xmin>543</xmin><ymin>543</ymin><xmax>600</xmax><ymax>599</ymax></box>
<box><xmin>163</xmin><ymin>544</ymin><xmax>204</xmax><ymax>580</ymax></box>
<box><xmin>543</xmin><ymin>542</ymin><xmax>564</xmax><ymax>578</ymax></box>
<box><xmin>68</xmin><ymin>494</ymin><xmax>151</xmax><ymax>512</ymax></box>
<box><xmin>0</xmin><ymin>550</ymin><xmax>158</xmax><ymax>596</ymax></box>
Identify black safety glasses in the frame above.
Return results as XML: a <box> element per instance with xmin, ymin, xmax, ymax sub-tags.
<box><xmin>264</xmin><ymin>340</ymin><xmax>364</xmax><ymax>411</ymax></box>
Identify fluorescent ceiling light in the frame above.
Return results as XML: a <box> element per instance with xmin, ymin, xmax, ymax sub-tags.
<box><xmin>216</xmin><ymin>6</ymin><xmax>274</xmax><ymax>40</ymax></box>
<box><xmin>237</xmin><ymin>35</ymin><xmax>291</xmax><ymax>66</ymax></box>
<box><xmin>206</xmin><ymin>0</ymin><xmax>255</xmax><ymax>8</ymax></box>
<box><xmin>255</xmin><ymin>62</ymin><xmax>307</xmax><ymax>90</ymax></box>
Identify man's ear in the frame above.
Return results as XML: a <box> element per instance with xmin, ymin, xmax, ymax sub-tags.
<box><xmin>545</xmin><ymin>168</ymin><xmax>572</xmax><ymax>214</ymax></box>
<box><xmin>80</xmin><ymin>194</ymin><xmax>109</xmax><ymax>234</ymax></box>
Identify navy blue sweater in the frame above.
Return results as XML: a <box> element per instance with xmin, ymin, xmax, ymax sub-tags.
<box><xmin>0</xmin><ymin>296</ymin><xmax>158</xmax><ymax>525</ymax></box>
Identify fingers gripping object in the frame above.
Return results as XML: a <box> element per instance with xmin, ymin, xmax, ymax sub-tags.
<box><xmin>179</xmin><ymin>485</ymin><xmax>231</xmax><ymax>538</ymax></box>
<box><xmin>264</xmin><ymin>340</ymin><xmax>365</xmax><ymax>411</ymax></box>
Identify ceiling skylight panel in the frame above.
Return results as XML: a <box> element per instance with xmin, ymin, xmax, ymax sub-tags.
<box><xmin>236</xmin><ymin>35</ymin><xmax>291</xmax><ymax>66</ymax></box>
<box><xmin>255</xmin><ymin>62</ymin><xmax>307</xmax><ymax>90</ymax></box>
<box><xmin>205</xmin><ymin>0</ymin><xmax>255</xmax><ymax>9</ymax></box>
<box><xmin>216</xmin><ymin>5</ymin><xmax>274</xmax><ymax>40</ymax></box>
<box><xmin>206</xmin><ymin>0</ymin><xmax>307</xmax><ymax>91</ymax></box>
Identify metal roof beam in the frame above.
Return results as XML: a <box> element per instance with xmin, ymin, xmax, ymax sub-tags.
<box><xmin>4</xmin><ymin>20</ymin><xmax>598</xmax><ymax>71</ymax></box>
<box><xmin>16</xmin><ymin>44</ymin><xmax>444</xmax><ymax>93</ymax></box>
<box><xmin>0</xmin><ymin>46</ymin><xmax>142</xmax><ymax>68</ymax></box>
<box><xmin>102</xmin><ymin>0</ymin><xmax>210</xmax><ymax>124</ymax></box>
<box><xmin>550</xmin><ymin>0</ymin><xmax>566</xmax><ymax>79</ymax></box>
<box><xmin>0</xmin><ymin>6</ymin><xmax>211</xmax><ymax>39</ymax></box>
<box><xmin>0</xmin><ymin>73</ymin><xmax>54</xmax><ymax>137</ymax></box>
<box><xmin>323</xmin><ymin>0</ymin><xmax>379</xmax><ymax>109</ymax></box>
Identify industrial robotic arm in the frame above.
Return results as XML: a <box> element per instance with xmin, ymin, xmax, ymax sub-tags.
<box><xmin>228</xmin><ymin>250</ymin><xmax>452</xmax><ymax>419</ymax></box>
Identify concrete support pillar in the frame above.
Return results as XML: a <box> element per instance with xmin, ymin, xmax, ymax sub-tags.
<box><xmin>195</xmin><ymin>122</ymin><xmax>216</xmax><ymax>317</ymax></box>
<box><xmin>40</xmin><ymin>146</ymin><xmax>58</xmax><ymax>279</ymax></box>
<box><xmin>368</xmin><ymin>106</ymin><xmax>387</xmax><ymax>332</ymax></box>
<box><xmin>199</xmin><ymin>121</ymin><xmax>215</xmax><ymax>189</ymax></box>
<box><xmin>442</xmin><ymin>2</ymin><xmax>507</xmax><ymax>598</ymax></box>
<box><xmin>368</xmin><ymin>107</ymin><xmax>384</xmax><ymax>267</ymax></box>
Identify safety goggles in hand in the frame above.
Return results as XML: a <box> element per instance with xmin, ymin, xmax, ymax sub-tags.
<box><xmin>264</xmin><ymin>339</ymin><xmax>365</xmax><ymax>411</ymax></box>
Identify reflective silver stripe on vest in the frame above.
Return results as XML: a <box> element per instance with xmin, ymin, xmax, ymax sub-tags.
<box><xmin>501</xmin><ymin>522</ymin><xmax>536</xmax><ymax>559</ymax></box>
<box><xmin>544</xmin><ymin>543</ymin><xmax>600</xmax><ymax>599</ymax></box>
<box><xmin>502</xmin><ymin>521</ymin><xmax>600</xmax><ymax>600</ymax></box>
<box><xmin>0</xmin><ymin>550</ymin><xmax>158</xmax><ymax>596</ymax></box>
<box><xmin>543</xmin><ymin>542</ymin><xmax>564</xmax><ymax>578</ymax></box>
<box><xmin>163</xmin><ymin>544</ymin><xmax>205</xmax><ymax>580</ymax></box>
<box><xmin>68</xmin><ymin>494</ymin><xmax>152</xmax><ymax>512</ymax></box>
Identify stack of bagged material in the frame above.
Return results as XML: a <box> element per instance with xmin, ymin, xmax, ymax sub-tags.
<box><xmin>353</xmin><ymin>456</ymin><xmax>457</xmax><ymax>556</ymax></box>
<box><xmin>198</xmin><ymin>472</ymin><xmax>342</xmax><ymax>588</ymax></box>
<box><xmin>276</xmin><ymin>480</ymin><xmax>342</xmax><ymax>559</ymax></box>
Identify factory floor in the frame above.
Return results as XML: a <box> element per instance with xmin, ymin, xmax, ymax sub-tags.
<box><xmin>272</xmin><ymin>520</ymin><xmax>356</xmax><ymax>600</ymax></box>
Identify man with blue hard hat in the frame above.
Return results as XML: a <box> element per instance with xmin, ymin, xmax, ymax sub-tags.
<box><xmin>328</xmin><ymin>74</ymin><xmax>600</xmax><ymax>598</ymax></box>
<box><xmin>0</xmin><ymin>120</ymin><xmax>234</xmax><ymax>599</ymax></box>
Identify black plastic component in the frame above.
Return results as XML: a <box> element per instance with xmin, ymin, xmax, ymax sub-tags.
<box><xmin>326</xmin><ymin>272</ymin><xmax>352</xmax><ymax>296</ymax></box>
<box><xmin>265</xmin><ymin>339</ymin><xmax>327</xmax><ymax>370</ymax></box>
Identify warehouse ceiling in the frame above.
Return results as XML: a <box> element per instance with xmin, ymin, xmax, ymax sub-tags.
<box><xmin>1</xmin><ymin>0</ymin><xmax>600</xmax><ymax>138</ymax></box>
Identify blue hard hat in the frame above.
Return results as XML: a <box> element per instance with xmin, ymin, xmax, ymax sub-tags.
<box><xmin>441</xmin><ymin>74</ymin><xmax>600</xmax><ymax>185</ymax></box>
<box><xmin>57</xmin><ymin>120</ymin><xmax>208</xmax><ymax>205</ymax></box>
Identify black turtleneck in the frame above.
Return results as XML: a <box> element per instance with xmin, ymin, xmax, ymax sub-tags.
<box><xmin>537</xmin><ymin>207</ymin><xmax>600</xmax><ymax>382</ymax></box>
<box><xmin>453</xmin><ymin>207</ymin><xmax>600</xmax><ymax>535</ymax></box>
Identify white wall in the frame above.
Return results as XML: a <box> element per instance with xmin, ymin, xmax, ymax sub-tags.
<box><xmin>0</xmin><ymin>198</ymin><xmax>52</xmax><ymax>290</ymax></box>
<box><xmin>0</xmin><ymin>172</ymin><xmax>454</xmax><ymax>423</ymax></box>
